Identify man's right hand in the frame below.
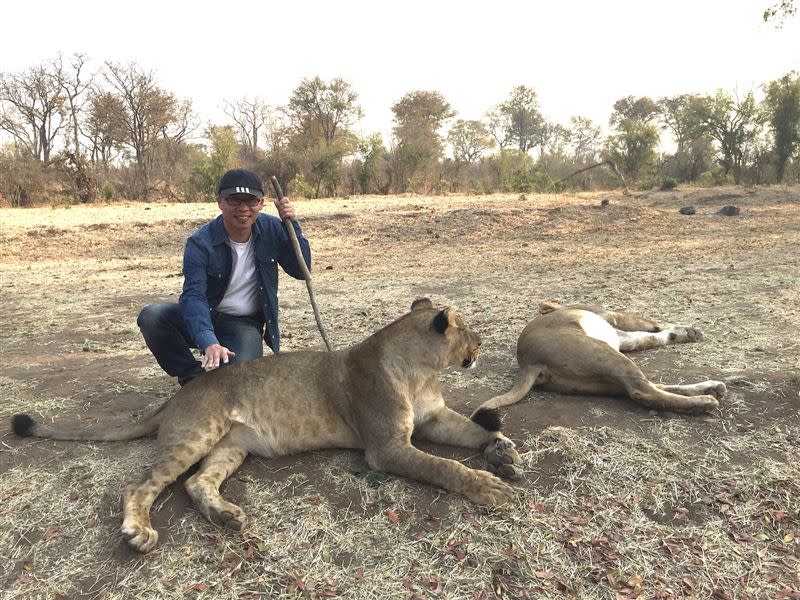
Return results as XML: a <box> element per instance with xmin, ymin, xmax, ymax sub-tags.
<box><xmin>201</xmin><ymin>344</ymin><xmax>236</xmax><ymax>371</ymax></box>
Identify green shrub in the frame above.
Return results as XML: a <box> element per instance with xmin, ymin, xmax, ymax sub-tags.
<box><xmin>697</xmin><ymin>171</ymin><xmax>715</xmax><ymax>187</ymax></box>
<box><xmin>659</xmin><ymin>176</ymin><xmax>678</xmax><ymax>190</ymax></box>
<box><xmin>101</xmin><ymin>181</ymin><xmax>117</xmax><ymax>201</ymax></box>
<box><xmin>288</xmin><ymin>174</ymin><xmax>315</xmax><ymax>199</ymax></box>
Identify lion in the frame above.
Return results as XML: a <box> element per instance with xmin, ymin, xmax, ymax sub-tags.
<box><xmin>472</xmin><ymin>301</ymin><xmax>726</xmax><ymax>417</ymax></box>
<box><xmin>11</xmin><ymin>299</ymin><xmax>522</xmax><ymax>553</ymax></box>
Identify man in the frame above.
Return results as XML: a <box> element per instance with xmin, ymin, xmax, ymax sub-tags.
<box><xmin>137</xmin><ymin>168</ymin><xmax>311</xmax><ymax>386</ymax></box>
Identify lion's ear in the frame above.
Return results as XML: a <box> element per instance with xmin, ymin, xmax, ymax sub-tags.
<box><xmin>411</xmin><ymin>298</ymin><xmax>433</xmax><ymax>311</ymax></box>
<box><xmin>433</xmin><ymin>309</ymin><xmax>449</xmax><ymax>334</ymax></box>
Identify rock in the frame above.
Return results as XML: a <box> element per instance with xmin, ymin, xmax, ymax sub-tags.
<box><xmin>600</xmin><ymin>199</ymin><xmax>609</xmax><ymax>206</ymax></box>
<box><xmin>716</xmin><ymin>205</ymin><xmax>740</xmax><ymax>216</ymax></box>
<box><xmin>679</xmin><ymin>206</ymin><xmax>696</xmax><ymax>215</ymax></box>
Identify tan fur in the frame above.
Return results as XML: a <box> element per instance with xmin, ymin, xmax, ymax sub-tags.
<box><xmin>14</xmin><ymin>299</ymin><xmax>522</xmax><ymax>553</ymax></box>
<box><xmin>473</xmin><ymin>301</ymin><xmax>725</xmax><ymax>417</ymax></box>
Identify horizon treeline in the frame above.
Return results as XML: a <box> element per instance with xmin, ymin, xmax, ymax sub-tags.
<box><xmin>1</xmin><ymin>54</ymin><xmax>799</xmax><ymax>206</ymax></box>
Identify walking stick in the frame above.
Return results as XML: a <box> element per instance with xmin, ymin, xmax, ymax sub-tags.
<box><xmin>269</xmin><ymin>176</ymin><xmax>333</xmax><ymax>351</ymax></box>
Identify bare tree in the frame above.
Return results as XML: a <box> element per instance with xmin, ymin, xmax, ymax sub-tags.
<box><xmin>0</xmin><ymin>63</ymin><xmax>69</xmax><ymax>163</ymax></box>
<box><xmin>486</xmin><ymin>106</ymin><xmax>513</xmax><ymax>149</ymax></box>
<box><xmin>764</xmin><ymin>0</ymin><xmax>796</xmax><ymax>25</ymax></box>
<box><xmin>83</xmin><ymin>89</ymin><xmax>126</xmax><ymax>172</ymax></box>
<box><xmin>104</xmin><ymin>61</ymin><xmax>184</xmax><ymax>198</ymax></box>
<box><xmin>54</xmin><ymin>53</ymin><xmax>92</xmax><ymax>159</ymax></box>
<box><xmin>224</xmin><ymin>96</ymin><xmax>272</xmax><ymax>158</ymax></box>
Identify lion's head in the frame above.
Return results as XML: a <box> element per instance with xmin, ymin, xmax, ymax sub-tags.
<box><xmin>410</xmin><ymin>298</ymin><xmax>482</xmax><ymax>369</ymax></box>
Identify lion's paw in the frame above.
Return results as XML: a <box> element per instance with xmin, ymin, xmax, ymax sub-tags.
<box><xmin>668</xmin><ymin>327</ymin><xmax>703</xmax><ymax>343</ymax></box>
<box><xmin>208</xmin><ymin>503</ymin><xmax>247</xmax><ymax>531</ymax></box>
<box><xmin>705</xmin><ymin>381</ymin><xmax>727</xmax><ymax>400</ymax></box>
<box><xmin>121</xmin><ymin>520</ymin><xmax>159</xmax><ymax>553</ymax></box>
<box><xmin>684</xmin><ymin>394</ymin><xmax>720</xmax><ymax>415</ymax></box>
<box><xmin>484</xmin><ymin>437</ymin><xmax>524</xmax><ymax>481</ymax></box>
<box><xmin>464</xmin><ymin>470</ymin><xmax>516</xmax><ymax>506</ymax></box>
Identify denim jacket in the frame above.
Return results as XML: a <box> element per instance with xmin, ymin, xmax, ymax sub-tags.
<box><xmin>178</xmin><ymin>213</ymin><xmax>311</xmax><ymax>353</ymax></box>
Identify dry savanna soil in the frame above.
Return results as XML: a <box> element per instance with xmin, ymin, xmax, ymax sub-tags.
<box><xmin>1</xmin><ymin>186</ymin><xmax>799</xmax><ymax>599</ymax></box>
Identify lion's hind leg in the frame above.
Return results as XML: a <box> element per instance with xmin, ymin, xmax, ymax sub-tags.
<box><xmin>615</xmin><ymin>324</ymin><xmax>702</xmax><ymax>352</ymax></box>
<box><xmin>656</xmin><ymin>381</ymin><xmax>727</xmax><ymax>400</ymax></box>
<box><xmin>122</xmin><ymin>437</ymin><xmax>221</xmax><ymax>552</ymax></box>
<box><xmin>185</xmin><ymin>434</ymin><xmax>248</xmax><ymax>531</ymax></box>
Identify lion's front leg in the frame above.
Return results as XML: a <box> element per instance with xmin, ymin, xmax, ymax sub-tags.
<box><xmin>414</xmin><ymin>406</ymin><xmax>523</xmax><ymax>480</ymax></box>
<box><xmin>365</xmin><ymin>442</ymin><xmax>515</xmax><ymax>506</ymax></box>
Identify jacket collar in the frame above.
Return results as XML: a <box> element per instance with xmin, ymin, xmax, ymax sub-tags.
<box><xmin>209</xmin><ymin>214</ymin><xmax>263</xmax><ymax>246</ymax></box>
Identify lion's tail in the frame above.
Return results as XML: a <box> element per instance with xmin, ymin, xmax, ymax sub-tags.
<box><xmin>11</xmin><ymin>404</ymin><xmax>166</xmax><ymax>441</ymax></box>
<box><xmin>470</xmin><ymin>364</ymin><xmax>543</xmax><ymax>421</ymax></box>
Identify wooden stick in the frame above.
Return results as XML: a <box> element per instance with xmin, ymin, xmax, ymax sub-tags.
<box><xmin>269</xmin><ymin>176</ymin><xmax>333</xmax><ymax>352</ymax></box>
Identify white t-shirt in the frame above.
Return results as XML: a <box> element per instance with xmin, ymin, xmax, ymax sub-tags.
<box><xmin>215</xmin><ymin>238</ymin><xmax>260</xmax><ymax>317</ymax></box>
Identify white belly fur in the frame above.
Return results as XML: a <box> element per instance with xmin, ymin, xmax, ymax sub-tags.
<box><xmin>578</xmin><ymin>313</ymin><xmax>621</xmax><ymax>352</ymax></box>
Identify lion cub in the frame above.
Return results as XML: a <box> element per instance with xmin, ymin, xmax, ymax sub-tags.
<box><xmin>473</xmin><ymin>301</ymin><xmax>725</xmax><ymax>416</ymax></box>
<box><xmin>12</xmin><ymin>299</ymin><xmax>521</xmax><ymax>553</ymax></box>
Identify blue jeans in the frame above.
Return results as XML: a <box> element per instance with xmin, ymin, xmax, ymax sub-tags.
<box><xmin>137</xmin><ymin>303</ymin><xmax>265</xmax><ymax>383</ymax></box>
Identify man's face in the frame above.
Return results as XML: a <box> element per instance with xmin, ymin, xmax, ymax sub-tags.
<box><xmin>217</xmin><ymin>193</ymin><xmax>263</xmax><ymax>240</ymax></box>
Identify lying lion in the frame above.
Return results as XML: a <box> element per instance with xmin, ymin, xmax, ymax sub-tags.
<box><xmin>472</xmin><ymin>301</ymin><xmax>725</xmax><ymax>416</ymax></box>
<box><xmin>11</xmin><ymin>299</ymin><xmax>522</xmax><ymax>553</ymax></box>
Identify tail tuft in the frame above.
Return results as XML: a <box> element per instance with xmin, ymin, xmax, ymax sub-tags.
<box><xmin>12</xmin><ymin>414</ymin><xmax>35</xmax><ymax>437</ymax></box>
<box><xmin>471</xmin><ymin>408</ymin><xmax>502</xmax><ymax>432</ymax></box>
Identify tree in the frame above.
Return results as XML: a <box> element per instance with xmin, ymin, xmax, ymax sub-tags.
<box><xmin>567</xmin><ymin>116</ymin><xmax>602</xmax><ymax>162</ymax></box>
<box><xmin>605</xmin><ymin>97</ymin><xmax>660</xmax><ymax>184</ymax></box>
<box><xmin>687</xmin><ymin>91</ymin><xmax>763</xmax><ymax>183</ymax></box>
<box><xmin>658</xmin><ymin>94</ymin><xmax>716</xmax><ymax>181</ymax></box>
<box><xmin>605</xmin><ymin>119</ymin><xmax>659</xmax><ymax>184</ymax></box>
<box><xmin>486</xmin><ymin>106</ymin><xmax>513</xmax><ymax>149</ymax></box>
<box><xmin>284</xmin><ymin>76</ymin><xmax>362</xmax><ymax>197</ymax></box>
<box><xmin>354</xmin><ymin>133</ymin><xmax>387</xmax><ymax>194</ymax></box>
<box><xmin>83</xmin><ymin>89</ymin><xmax>126</xmax><ymax>172</ymax></box>
<box><xmin>391</xmin><ymin>90</ymin><xmax>454</xmax><ymax>192</ymax></box>
<box><xmin>763</xmin><ymin>72</ymin><xmax>800</xmax><ymax>182</ymax></box>
<box><xmin>609</xmin><ymin>96</ymin><xmax>659</xmax><ymax>128</ymax></box>
<box><xmin>189</xmin><ymin>125</ymin><xmax>239</xmax><ymax>201</ymax></box>
<box><xmin>447</xmin><ymin>119</ymin><xmax>494</xmax><ymax>163</ymax></box>
<box><xmin>104</xmin><ymin>61</ymin><xmax>191</xmax><ymax>198</ymax></box>
<box><xmin>224</xmin><ymin>96</ymin><xmax>273</xmax><ymax>159</ymax></box>
<box><xmin>0</xmin><ymin>62</ymin><xmax>69</xmax><ymax>164</ymax></box>
<box><xmin>493</xmin><ymin>85</ymin><xmax>545</xmax><ymax>153</ymax></box>
<box><xmin>54</xmin><ymin>53</ymin><xmax>92</xmax><ymax>160</ymax></box>
<box><xmin>763</xmin><ymin>0</ymin><xmax>796</xmax><ymax>25</ymax></box>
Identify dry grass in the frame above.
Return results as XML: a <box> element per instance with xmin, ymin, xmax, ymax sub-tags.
<box><xmin>1</xmin><ymin>186</ymin><xmax>799</xmax><ymax>598</ymax></box>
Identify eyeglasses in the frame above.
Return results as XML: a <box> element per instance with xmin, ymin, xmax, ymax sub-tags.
<box><xmin>224</xmin><ymin>195</ymin><xmax>263</xmax><ymax>207</ymax></box>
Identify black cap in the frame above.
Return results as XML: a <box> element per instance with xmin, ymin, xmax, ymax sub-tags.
<box><xmin>217</xmin><ymin>169</ymin><xmax>264</xmax><ymax>199</ymax></box>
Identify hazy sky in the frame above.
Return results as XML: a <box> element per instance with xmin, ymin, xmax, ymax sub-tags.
<box><xmin>2</xmin><ymin>0</ymin><xmax>799</xmax><ymax>142</ymax></box>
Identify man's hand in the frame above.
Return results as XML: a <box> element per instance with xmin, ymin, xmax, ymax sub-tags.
<box><xmin>274</xmin><ymin>196</ymin><xmax>296</xmax><ymax>221</ymax></box>
<box><xmin>201</xmin><ymin>343</ymin><xmax>236</xmax><ymax>371</ymax></box>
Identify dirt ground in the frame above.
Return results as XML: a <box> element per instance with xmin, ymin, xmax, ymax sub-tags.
<box><xmin>1</xmin><ymin>186</ymin><xmax>799</xmax><ymax>599</ymax></box>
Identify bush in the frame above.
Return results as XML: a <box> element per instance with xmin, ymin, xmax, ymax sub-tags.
<box><xmin>659</xmin><ymin>176</ymin><xmax>678</xmax><ymax>190</ymax></box>
<box><xmin>0</xmin><ymin>152</ymin><xmax>49</xmax><ymax>207</ymax></box>
<box><xmin>288</xmin><ymin>174</ymin><xmax>315</xmax><ymax>199</ymax></box>
<box><xmin>101</xmin><ymin>181</ymin><xmax>117</xmax><ymax>201</ymax></box>
<box><xmin>434</xmin><ymin>179</ymin><xmax>450</xmax><ymax>194</ymax></box>
<box><xmin>697</xmin><ymin>171</ymin><xmax>715</xmax><ymax>187</ymax></box>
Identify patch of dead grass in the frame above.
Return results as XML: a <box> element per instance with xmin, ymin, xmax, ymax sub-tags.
<box><xmin>1</xmin><ymin>186</ymin><xmax>799</xmax><ymax>598</ymax></box>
